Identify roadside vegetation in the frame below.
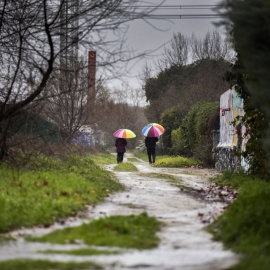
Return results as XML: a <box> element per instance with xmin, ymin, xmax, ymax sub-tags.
<box><xmin>132</xmin><ymin>150</ymin><xmax>148</xmax><ymax>162</ymax></box>
<box><xmin>209</xmin><ymin>171</ymin><xmax>270</xmax><ymax>270</ymax></box>
<box><xmin>40</xmin><ymin>248</ymin><xmax>120</xmax><ymax>256</ymax></box>
<box><xmin>90</xmin><ymin>152</ymin><xmax>116</xmax><ymax>164</ymax></box>
<box><xmin>0</xmin><ymin>260</ymin><xmax>102</xmax><ymax>270</ymax></box>
<box><xmin>154</xmin><ymin>156</ymin><xmax>199</xmax><ymax>168</ymax></box>
<box><xmin>141</xmin><ymin>172</ymin><xmax>192</xmax><ymax>190</ymax></box>
<box><xmin>114</xmin><ymin>162</ymin><xmax>138</xmax><ymax>172</ymax></box>
<box><xmin>29</xmin><ymin>213</ymin><xmax>161</xmax><ymax>250</ymax></box>
<box><xmin>0</xmin><ymin>153</ymin><xmax>123</xmax><ymax>234</ymax></box>
<box><xmin>127</xmin><ymin>157</ymin><xmax>141</xmax><ymax>162</ymax></box>
<box><xmin>133</xmin><ymin>150</ymin><xmax>200</xmax><ymax>168</ymax></box>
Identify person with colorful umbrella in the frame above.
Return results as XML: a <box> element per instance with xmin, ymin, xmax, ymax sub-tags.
<box><xmin>113</xmin><ymin>129</ymin><xmax>136</xmax><ymax>163</ymax></box>
<box><xmin>142</xmin><ymin>123</ymin><xmax>165</xmax><ymax>164</ymax></box>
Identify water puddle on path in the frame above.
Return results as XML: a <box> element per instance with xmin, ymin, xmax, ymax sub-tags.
<box><xmin>0</xmin><ymin>153</ymin><xmax>239</xmax><ymax>270</ymax></box>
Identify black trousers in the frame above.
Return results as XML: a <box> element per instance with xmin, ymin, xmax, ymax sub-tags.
<box><xmin>117</xmin><ymin>152</ymin><xmax>124</xmax><ymax>163</ymax></box>
<box><xmin>147</xmin><ymin>147</ymin><xmax>156</xmax><ymax>164</ymax></box>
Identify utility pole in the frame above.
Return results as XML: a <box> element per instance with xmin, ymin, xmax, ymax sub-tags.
<box><xmin>60</xmin><ymin>0</ymin><xmax>79</xmax><ymax>71</ymax></box>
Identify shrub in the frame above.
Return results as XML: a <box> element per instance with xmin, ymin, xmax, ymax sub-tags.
<box><xmin>160</xmin><ymin>106</ymin><xmax>187</xmax><ymax>153</ymax></box>
<box><xmin>170</xmin><ymin>101</ymin><xmax>219</xmax><ymax>166</ymax></box>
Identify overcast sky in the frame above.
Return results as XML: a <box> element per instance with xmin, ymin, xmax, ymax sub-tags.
<box><xmin>106</xmin><ymin>0</ymin><xmax>225</xmax><ymax>89</ymax></box>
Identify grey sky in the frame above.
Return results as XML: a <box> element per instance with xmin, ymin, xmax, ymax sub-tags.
<box><xmin>107</xmin><ymin>0</ymin><xmax>225</xmax><ymax>89</ymax></box>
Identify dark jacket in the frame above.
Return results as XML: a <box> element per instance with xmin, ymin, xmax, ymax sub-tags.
<box><xmin>115</xmin><ymin>138</ymin><xmax>127</xmax><ymax>153</ymax></box>
<box><xmin>145</xmin><ymin>137</ymin><xmax>158</xmax><ymax>149</ymax></box>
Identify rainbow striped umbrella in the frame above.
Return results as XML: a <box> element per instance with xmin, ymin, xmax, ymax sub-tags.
<box><xmin>142</xmin><ymin>123</ymin><xmax>165</xmax><ymax>137</ymax></box>
<box><xmin>113</xmin><ymin>129</ymin><xmax>136</xmax><ymax>139</ymax></box>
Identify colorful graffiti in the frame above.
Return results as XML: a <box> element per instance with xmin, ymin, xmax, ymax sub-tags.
<box><xmin>218</xmin><ymin>88</ymin><xmax>244</xmax><ymax>147</ymax></box>
<box><xmin>215</xmin><ymin>87</ymin><xmax>249</xmax><ymax>171</ymax></box>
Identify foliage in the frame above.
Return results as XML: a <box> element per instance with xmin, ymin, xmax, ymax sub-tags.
<box><xmin>133</xmin><ymin>150</ymin><xmax>149</xmax><ymax>162</ymax></box>
<box><xmin>40</xmin><ymin>248</ymin><xmax>120</xmax><ymax>256</ymax></box>
<box><xmin>208</xmin><ymin>172</ymin><xmax>270</xmax><ymax>269</ymax></box>
<box><xmin>0</xmin><ymin>260</ymin><xmax>102</xmax><ymax>270</ymax></box>
<box><xmin>145</xmin><ymin>65</ymin><xmax>184</xmax><ymax>103</ymax></box>
<box><xmin>127</xmin><ymin>158</ymin><xmax>141</xmax><ymax>162</ymax></box>
<box><xmin>170</xmin><ymin>126</ymin><xmax>188</xmax><ymax>156</ymax></box>
<box><xmin>0</xmin><ymin>0</ymin><xmax>151</xmax><ymax>160</ymax></box>
<box><xmin>154</xmin><ymin>156</ymin><xmax>199</xmax><ymax>168</ymax></box>
<box><xmin>174</xmin><ymin>101</ymin><xmax>219</xmax><ymax>165</ymax></box>
<box><xmin>0</xmin><ymin>154</ymin><xmax>123</xmax><ymax>233</ymax></box>
<box><xmin>29</xmin><ymin>213</ymin><xmax>161</xmax><ymax>250</ymax></box>
<box><xmin>114</xmin><ymin>162</ymin><xmax>138</xmax><ymax>172</ymax></box>
<box><xmin>160</xmin><ymin>106</ymin><xmax>187</xmax><ymax>153</ymax></box>
<box><xmin>221</xmin><ymin>0</ymin><xmax>270</xmax><ymax>176</ymax></box>
<box><xmin>210</xmin><ymin>170</ymin><xmax>260</xmax><ymax>190</ymax></box>
<box><xmin>90</xmin><ymin>152</ymin><xmax>116</xmax><ymax>164</ymax></box>
<box><xmin>141</xmin><ymin>172</ymin><xmax>180</xmax><ymax>182</ymax></box>
<box><xmin>2</xmin><ymin>111</ymin><xmax>62</xmax><ymax>143</ymax></box>
<box><xmin>143</xmin><ymin>59</ymin><xmax>230</xmax><ymax>122</ymax></box>
<box><xmin>224</xmin><ymin>55</ymin><xmax>269</xmax><ymax>177</ymax></box>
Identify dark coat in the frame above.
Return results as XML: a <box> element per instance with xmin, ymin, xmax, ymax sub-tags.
<box><xmin>145</xmin><ymin>137</ymin><xmax>158</xmax><ymax>149</ymax></box>
<box><xmin>115</xmin><ymin>138</ymin><xmax>127</xmax><ymax>153</ymax></box>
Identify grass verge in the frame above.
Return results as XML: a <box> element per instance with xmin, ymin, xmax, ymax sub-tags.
<box><xmin>127</xmin><ymin>158</ymin><xmax>141</xmax><ymax>162</ymax></box>
<box><xmin>154</xmin><ymin>156</ymin><xmax>199</xmax><ymax>167</ymax></box>
<box><xmin>90</xmin><ymin>152</ymin><xmax>116</xmax><ymax>164</ymax></box>
<box><xmin>132</xmin><ymin>151</ymin><xmax>149</xmax><ymax>162</ymax></box>
<box><xmin>140</xmin><ymin>172</ymin><xmax>178</xmax><ymax>181</ymax></box>
<box><xmin>28</xmin><ymin>213</ymin><xmax>161</xmax><ymax>250</ymax></box>
<box><xmin>0</xmin><ymin>259</ymin><xmax>102</xmax><ymax>270</ymax></box>
<box><xmin>208</xmin><ymin>171</ymin><xmax>270</xmax><ymax>269</ymax></box>
<box><xmin>114</xmin><ymin>162</ymin><xmax>138</xmax><ymax>172</ymax></box>
<box><xmin>0</xmin><ymin>154</ymin><xmax>123</xmax><ymax>234</ymax></box>
<box><xmin>40</xmin><ymin>248</ymin><xmax>120</xmax><ymax>256</ymax></box>
<box><xmin>140</xmin><ymin>173</ymin><xmax>192</xmax><ymax>190</ymax></box>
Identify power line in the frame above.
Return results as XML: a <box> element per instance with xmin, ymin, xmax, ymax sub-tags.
<box><xmin>131</xmin><ymin>5</ymin><xmax>224</xmax><ymax>9</ymax></box>
<box><xmin>142</xmin><ymin>15</ymin><xmax>223</xmax><ymax>19</ymax></box>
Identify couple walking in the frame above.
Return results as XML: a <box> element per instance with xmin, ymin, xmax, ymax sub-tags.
<box><xmin>115</xmin><ymin>136</ymin><xmax>158</xmax><ymax>164</ymax></box>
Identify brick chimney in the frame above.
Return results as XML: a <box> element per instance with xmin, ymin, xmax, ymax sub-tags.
<box><xmin>88</xmin><ymin>51</ymin><xmax>96</xmax><ymax>102</ymax></box>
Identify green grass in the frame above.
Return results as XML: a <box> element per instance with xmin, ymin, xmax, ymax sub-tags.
<box><xmin>0</xmin><ymin>155</ymin><xmax>123</xmax><ymax>233</ymax></box>
<box><xmin>90</xmin><ymin>153</ymin><xmax>116</xmax><ymax>164</ymax></box>
<box><xmin>210</xmin><ymin>170</ymin><xmax>260</xmax><ymax>190</ymax></box>
<box><xmin>154</xmin><ymin>156</ymin><xmax>199</xmax><ymax>167</ymax></box>
<box><xmin>140</xmin><ymin>172</ymin><xmax>179</xmax><ymax>181</ymax></box>
<box><xmin>140</xmin><ymin>173</ymin><xmax>192</xmax><ymax>190</ymax></box>
<box><xmin>132</xmin><ymin>151</ymin><xmax>149</xmax><ymax>162</ymax></box>
<box><xmin>114</xmin><ymin>162</ymin><xmax>138</xmax><ymax>172</ymax></box>
<box><xmin>208</xmin><ymin>172</ymin><xmax>270</xmax><ymax>269</ymax></box>
<box><xmin>127</xmin><ymin>158</ymin><xmax>141</xmax><ymax>162</ymax></box>
<box><xmin>0</xmin><ymin>259</ymin><xmax>102</xmax><ymax>270</ymax></box>
<box><xmin>29</xmin><ymin>213</ymin><xmax>161</xmax><ymax>249</ymax></box>
<box><xmin>40</xmin><ymin>248</ymin><xmax>120</xmax><ymax>256</ymax></box>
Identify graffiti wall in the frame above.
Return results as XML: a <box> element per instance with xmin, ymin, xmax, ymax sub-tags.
<box><xmin>215</xmin><ymin>87</ymin><xmax>249</xmax><ymax>171</ymax></box>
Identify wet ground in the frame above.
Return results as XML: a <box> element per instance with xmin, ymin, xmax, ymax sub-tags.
<box><xmin>0</xmin><ymin>153</ymin><xmax>239</xmax><ymax>269</ymax></box>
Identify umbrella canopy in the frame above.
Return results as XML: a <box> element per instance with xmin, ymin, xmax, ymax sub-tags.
<box><xmin>142</xmin><ymin>123</ymin><xmax>165</xmax><ymax>137</ymax></box>
<box><xmin>113</xmin><ymin>129</ymin><xmax>136</xmax><ymax>139</ymax></box>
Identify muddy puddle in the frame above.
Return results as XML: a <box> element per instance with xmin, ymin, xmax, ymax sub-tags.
<box><xmin>0</xmin><ymin>153</ymin><xmax>239</xmax><ymax>269</ymax></box>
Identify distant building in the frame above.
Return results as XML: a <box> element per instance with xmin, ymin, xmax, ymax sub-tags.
<box><xmin>72</xmin><ymin>125</ymin><xmax>104</xmax><ymax>147</ymax></box>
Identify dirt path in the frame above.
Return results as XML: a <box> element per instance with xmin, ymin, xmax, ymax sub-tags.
<box><xmin>0</xmin><ymin>153</ymin><xmax>239</xmax><ymax>269</ymax></box>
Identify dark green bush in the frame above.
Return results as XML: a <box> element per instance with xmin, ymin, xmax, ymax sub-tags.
<box><xmin>160</xmin><ymin>106</ymin><xmax>187</xmax><ymax>153</ymax></box>
<box><xmin>170</xmin><ymin>101</ymin><xmax>219</xmax><ymax>165</ymax></box>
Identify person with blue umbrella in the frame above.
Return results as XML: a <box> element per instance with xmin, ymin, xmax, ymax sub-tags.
<box><xmin>142</xmin><ymin>123</ymin><xmax>165</xmax><ymax>165</ymax></box>
<box><xmin>145</xmin><ymin>136</ymin><xmax>159</xmax><ymax>164</ymax></box>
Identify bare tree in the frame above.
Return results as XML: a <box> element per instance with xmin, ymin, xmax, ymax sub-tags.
<box><xmin>40</xmin><ymin>58</ymin><xmax>91</xmax><ymax>142</ymax></box>
<box><xmin>111</xmin><ymin>82</ymin><xmax>146</xmax><ymax>107</ymax></box>
<box><xmin>191</xmin><ymin>30</ymin><xmax>233</xmax><ymax>62</ymax></box>
<box><xmin>157</xmin><ymin>32</ymin><xmax>189</xmax><ymax>69</ymax></box>
<box><xmin>0</xmin><ymin>0</ymin><xmax>157</xmax><ymax>159</ymax></box>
